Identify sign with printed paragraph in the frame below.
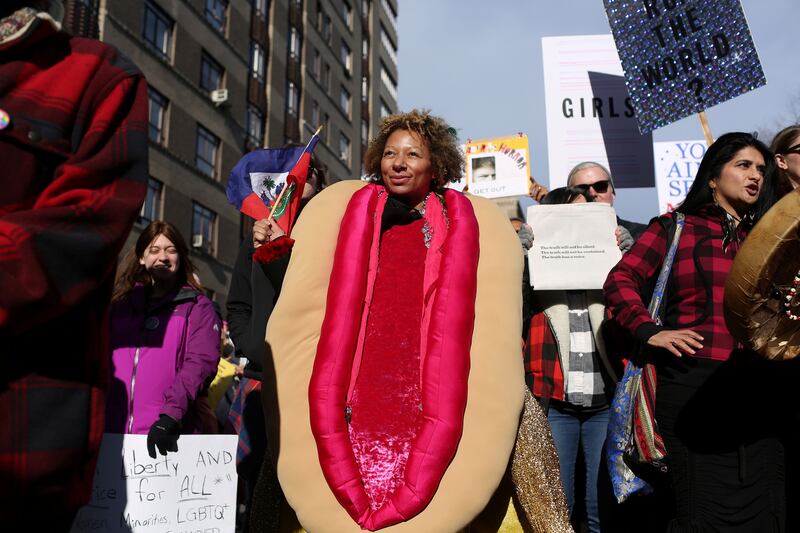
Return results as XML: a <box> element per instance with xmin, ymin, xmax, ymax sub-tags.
<box><xmin>604</xmin><ymin>0</ymin><xmax>766</xmax><ymax>133</ymax></box>
<box><xmin>464</xmin><ymin>134</ymin><xmax>531</xmax><ymax>199</ymax></box>
<box><xmin>70</xmin><ymin>434</ymin><xmax>237</xmax><ymax>533</ymax></box>
<box><xmin>526</xmin><ymin>203</ymin><xmax>622</xmax><ymax>290</ymax></box>
<box><xmin>654</xmin><ymin>139</ymin><xmax>707</xmax><ymax>214</ymax></box>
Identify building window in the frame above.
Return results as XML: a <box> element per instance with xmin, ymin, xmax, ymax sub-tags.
<box><xmin>200</xmin><ymin>52</ymin><xmax>224</xmax><ymax>94</ymax></box>
<box><xmin>362</xmin><ymin>0</ymin><xmax>369</xmax><ymax>17</ymax></box>
<box><xmin>288</xmin><ymin>26</ymin><xmax>301</xmax><ymax>60</ymax></box>
<box><xmin>341</xmin><ymin>0</ymin><xmax>353</xmax><ymax>29</ymax></box>
<box><xmin>361</xmin><ymin>75</ymin><xmax>368</xmax><ymax>103</ymax></box>
<box><xmin>380</xmin><ymin>98</ymin><xmax>391</xmax><ymax>118</ymax></box>
<box><xmin>148</xmin><ymin>87</ymin><xmax>169</xmax><ymax>145</ymax></box>
<box><xmin>142</xmin><ymin>0</ymin><xmax>173</xmax><ymax>60</ymax></box>
<box><xmin>311</xmin><ymin>100</ymin><xmax>320</xmax><ymax>127</ymax></box>
<box><xmin>312</xmin><ymin>48</ymin><xmax>321</xmax><ymax>81</ymax></box>
<box><xmin>381</xmin><ymin>61</ymin><xmax>397</xmax><ymax>101</ymax></box>
<box><xmin>322</xmin><ymin>112</ymin><xmax>330</xmax><ymax>142</ymax></box>
<box><xmin>380</xmin><ymin>23</ymin><xmax>398</xmax><ymax>66</ymax></box>
<box><xmin>340</xmin><ymin>132</ymin><xmax>351</xmax><ymax>166</ymax></box>
<box><xmin>361</xmin><ymin>119</ymin><xmax>369</xmax><ymax>144</ymax></box>
<box><xmin>340</xmin><ymin>42</ymin><xmax>352</xmax><ymax>74</ymax></box>
<box><xmin>318</xmin><ymin>10</ymin><xmax>331</xmax><ymax>43</ymax></box>
<box><xmin>339</xmin><ymin>86</ymin><xmax>351</xmax><ymax>117</ymax></box>
<box><xmin>253</xmin><ymin>0</ymin><xmax>268</xmax><ymax>18</ymax></box>
<box><xmin>249</xmin><ymin>41</ymin><xmax>265</xmax><ymax>82</ymax></box>
<box><xmin>323</xmin><ymin>63</ymin><xmax>331</xmax><ymax>92</ymax></box>
<box><xmin>139</xmin><ymin>177</ymin><xmax>163</xmax><ymax>224</ymax></box>
<box><xmin>204</xmin><ymin>0</ymin><xmax>227</xmax><ymax>33</ymax></box>
<box><xmin>195</xmin><ymin>124</ymin><xmax>220</xmax><ymax>178</ymax></box>
<box><xmin>192</xmin><ymin>201</ymin><xmax>217</xmax><ymax>256</ymax></box>
<box><xmin>381</xmin><ymin>0</ymin><xmax>397</xmax><ymax>28</ymax></box>
<box><xmin>287</xmin><ymin>81</ymin><xmax>300</xmax><ymax>116</ymax></box>
<box><xmin>246</xmin><ymin>105</ymin><xmax>264</xmax><ymax>148</ymax></box>
<box><xmin>362</xmin><ymin>36</ymin><xmax>369</xmax><ymax>60</ymax></box>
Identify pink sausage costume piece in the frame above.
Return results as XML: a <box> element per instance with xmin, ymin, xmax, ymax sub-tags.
<box><xmin>265</xmin><ymin>180</ymin><xmax>569</xmax><ymax>532</ymax></box>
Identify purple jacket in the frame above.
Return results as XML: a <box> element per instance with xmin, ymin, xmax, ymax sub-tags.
<box><xmin>106</xmin><ymin>285</ymin><xmax>220</xmax><ymax>434</ymax></box>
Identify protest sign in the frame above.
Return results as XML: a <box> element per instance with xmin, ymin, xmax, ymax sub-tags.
<box><xmin>604</xmin><ymin>0</ymin><xmax>766</xmax><ymax>134</ymax></box>
<box><xmin>526</xmin><ymin>203</ymin><xmax>621</xmax><ymax>290</ymax></box>
<box><xmin>542</xmin><ymin>35</ymin><xmax>654</xmax><ymax>190</ymax></box>
<box><xmin>70</xmin><ymin>434</ymin><xmax>237</xmax><ymax>533</ymax></box>
<box><xmin>463</xmin><ymin>134</ymin><xmax>530</xmax><ymax>198</ymax></box>
<box><xmin>654</xmin><ymin>139</ymin><xmax>707</xmax><ymax>214</ymax></box>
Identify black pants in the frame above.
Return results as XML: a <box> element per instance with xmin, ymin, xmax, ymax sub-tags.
<box><xmin>655</xmin><ymin>352</ymin><xmax>786</xmax><ymax>532</ymax></box>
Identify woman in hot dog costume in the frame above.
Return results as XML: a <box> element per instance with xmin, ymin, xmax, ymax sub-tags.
<box><xmin>253</xmin><ymin>110</ymin><xmax>570</xmax><ymax>532</ymax></box>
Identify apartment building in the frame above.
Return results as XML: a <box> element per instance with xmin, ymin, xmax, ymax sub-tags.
<box><xmin>62</xmin><ymin>0</ymin><xmax>399</xmax><ymax>303</ymax></box>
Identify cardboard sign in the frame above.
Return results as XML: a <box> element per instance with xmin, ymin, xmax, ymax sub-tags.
<box><xmin>526</xmin><ymin>203</ymin><xmax>622</xmax><ymax>290</ymax></box>
<box><xmin>463</xmin><ymin>134</ymin><xmax>531</xmax><ymax>198</ymax></box>
<box><xmin>654</xmin><ymin>140</ymin><xmax>707</xmax><ymax>214</ymax></box>
<box><xmin>70</xmin><ymin>434</ymin><xmax>238</xmax><ymax>533</ymax></box>
<box><xmin>542</xmin><ymin>35</ymin><xmax>655</xmax><ymax>190</ymax></box>
<box><xmin>604</xmin><ymin>0</ymin><xmax>766</xmax><ymax>133</ymax></box>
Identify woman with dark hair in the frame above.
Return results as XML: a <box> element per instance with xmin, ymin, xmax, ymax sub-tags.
<box><xmin>106</xmin><ymin>221</ymin><xmax>220</xmax><ymax>458</ymax></box>
<box><xmin>522</xmin><ymin>186</ymin><xmax>625</xmax><ymax>533</ymax></box>
<box><xmin>770</xmin><ymin>124</ymin><xmax>800</xmax><ymax>196</ymax></box>
<box><xmin>604</xmin><ymin>132</ymin><xmax>785</xmax><ymax>531</ymax></box>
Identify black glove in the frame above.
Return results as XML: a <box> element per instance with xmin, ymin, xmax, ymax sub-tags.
<box><xmin>147</xmin><ymin>414</ymin><xmax>181</xmax><ymax>458</ymax></box>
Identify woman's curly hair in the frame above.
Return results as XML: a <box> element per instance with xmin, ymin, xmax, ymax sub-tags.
<box><xmin>363</xmin><ymin>109</ymin><xmax>464</xmax><ymax>189</ymax></box>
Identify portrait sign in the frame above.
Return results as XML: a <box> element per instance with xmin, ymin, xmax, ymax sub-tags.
<box><xmin>653</xmin><ymin>139</ymin><xmax>707</xmax><ymax>215</ymax></box>
<box><xmin>70</xmin><ymin>434</ymin><xmax>237</xmax><ymax>533</ymax></box>
<box><xmin>463</xmin><ymin>134</ymin><xmax>531</xmax><ymax>199</ymax></box>
<box><xmin>542</xmin><ymin>35</ymin><xmax>655</xmax><ymax>189</ymax></box>
<box><xmin>604</xmin><ymin>0</ymin><xmax>766</xmax><ymax>133</ymax></box>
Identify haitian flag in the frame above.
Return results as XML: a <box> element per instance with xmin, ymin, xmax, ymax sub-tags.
<box><xmin>227</xmin><ymin>135</ymin><xmax>320</xmax><ymax>234</ymax></box>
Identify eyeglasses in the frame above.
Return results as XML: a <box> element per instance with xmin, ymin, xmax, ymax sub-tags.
<box><xmin>574</xmin><ymin>180</ymin><xmax>611</xmax><ymax>194</ymax></box>
<box><xmin>782</xmin><ymin>143</ymin><xmax>800</xmax><ymax>155</ymax></box>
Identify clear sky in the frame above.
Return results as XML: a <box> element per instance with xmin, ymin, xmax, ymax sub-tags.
<box><xmin>396</xmin><ymin>0</ymin><xmax>800</xmax><ymax>223</ymax></box>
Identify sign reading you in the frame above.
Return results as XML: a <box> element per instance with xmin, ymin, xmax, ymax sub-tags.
<box><xmin>604</xmin><ymin>0</ymin><xmax>766</xmax><ymax>133</ymax></box>
<box><xmin>70</xmin><ymin>434</ymin><xmax>237</xmax><ymax>533</ymax></box>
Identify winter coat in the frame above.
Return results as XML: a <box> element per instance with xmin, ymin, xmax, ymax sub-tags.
<box><xmin>0</xmin><ymin>10</ymin><xmax>147</xmax><ymax>519</ymax></box>
<box><xmin>106</xmin><ymin>285</ymin><xmax>221</xmax><ymax>434</ymax></box>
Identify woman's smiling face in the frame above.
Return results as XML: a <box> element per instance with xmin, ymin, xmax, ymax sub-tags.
<box><xmin>380</xmin><ymin>129</ymin><xmax>435</xmax><ymax>207</ymax></box>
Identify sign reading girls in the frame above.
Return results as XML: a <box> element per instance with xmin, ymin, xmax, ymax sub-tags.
<box><xmin>604</xmin><ymin>0</ymin><xmax>766</xmax><ymax>133</ymax></box>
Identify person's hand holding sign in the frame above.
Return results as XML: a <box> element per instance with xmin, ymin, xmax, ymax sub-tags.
<box><xmin>253</xmin><ymin>217</ymin><xmax>285</xmax><ymax>248</ymax></box>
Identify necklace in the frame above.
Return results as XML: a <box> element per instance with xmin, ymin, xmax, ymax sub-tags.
<box><xmin>784</xmin><ymin>270</ymin><xmax>800</xmax><ymax>321</ymax></box>
<box><xmin>418</xmin><ymin>192</ymin><xmax>446</xmax><ymax>249</ymax></box>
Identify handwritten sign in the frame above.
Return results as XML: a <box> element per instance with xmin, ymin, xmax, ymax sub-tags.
<box><xmin>463</xmin><ymin>134</ymin><xmax>531</xmax><ymax>199</ymax></box>
<box><xmin>526</xmin><ymin>203</ymin><xmax>622</xmax><ymax>290</ymax></box>
<box><xmin>654</xmin><ymin>139</ymin><xmax>707</xmax><ymax>214</ymax></box>
<box><xmin>604</xmin><ymin>0</ymin><xmax>766</xmax><ymax>133</ymax></box>
<box><xmin>70</xmin><ymin>434</ymin><xmax>237</xmax><ymax>533</ymax></box>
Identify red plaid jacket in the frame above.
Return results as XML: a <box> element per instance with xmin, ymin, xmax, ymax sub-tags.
<box><xmin>604</xmin><ymin>206</ymin><xmax>746</xmax><ymax>361</ymax></box>
<box><xmin>523</xmin><ymin>311</ymin><xmax>565</xmax><ymax>402</ymax></box>
<box><xmin>0</xmin><ymin>18</ymin><xmax>147</xmax><ymax>519</ymax></box>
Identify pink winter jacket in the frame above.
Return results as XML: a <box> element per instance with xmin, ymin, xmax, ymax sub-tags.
<box><xmin>106</xmin><ymin>285</ymin><xmax>221</xmax><ymax>434</ymax></box>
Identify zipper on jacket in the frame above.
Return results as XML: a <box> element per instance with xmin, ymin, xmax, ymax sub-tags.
<box><xmin>127</xmin><ymin>346</ymin><xmax>141</xmax><ymax>433</ymax></box>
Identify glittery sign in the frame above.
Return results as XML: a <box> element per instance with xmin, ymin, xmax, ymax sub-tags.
<box><xmin>604</xmin><ymin>0</ymin><xmax>766</xmax><ymax>134</ymax></box>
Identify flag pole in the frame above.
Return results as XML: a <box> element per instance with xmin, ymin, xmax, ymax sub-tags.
<box><xmin>267</xmin><ymin>125</ymin><xmax>323</xmax><ymax>221</ymax></box>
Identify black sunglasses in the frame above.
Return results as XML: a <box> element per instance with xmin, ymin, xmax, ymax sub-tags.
<box><xmin>574</xmin><ymin>180</ymin><xmax>611</xmax><ymax>194</ymax></box>
<box><xmin>782</xmin><ymin>143</ymin><xmax>800</xmax><ymax>155</ymax></box>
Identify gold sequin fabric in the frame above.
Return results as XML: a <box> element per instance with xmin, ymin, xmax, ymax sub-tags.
<box><xmin>511</xmin><ymin>390</ymin><xmax>574</xmax><ymax>533</ymax></box>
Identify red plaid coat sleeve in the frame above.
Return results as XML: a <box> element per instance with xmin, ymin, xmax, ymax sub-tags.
<box><xmin>603</xmin><ymin>216</ymin><xmax>670</xmax><ymax>342</ymax></box>
<box><xmin>0</xmin><ymin>42</ymin><xmax>148</xmax><ymax>333</ymax></box>
<box><xmin>0</xmin><ymin>28</ymin><xmax>147</xmax><ymax>520</ymax></box>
